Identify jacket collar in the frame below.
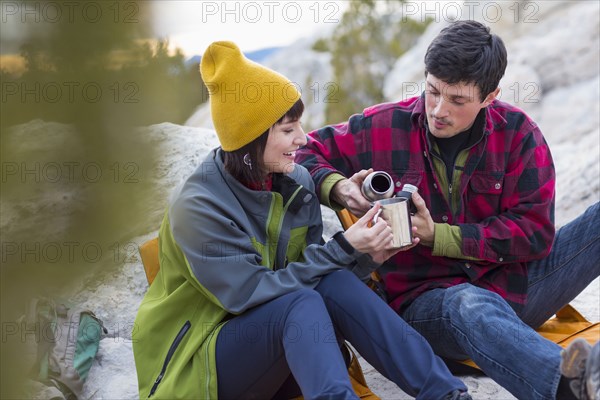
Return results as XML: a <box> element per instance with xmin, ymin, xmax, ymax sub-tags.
<box><xmin>213</xmin><ymin>148</ymin><xmax>312</xmax><ymax>215</ymax></box>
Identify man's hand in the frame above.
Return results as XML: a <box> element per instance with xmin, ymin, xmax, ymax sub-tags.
<box><xmin>331</xmin><ymin>169</ymin><xmax>373</xmax><ymax>217</ymax></box>
<box><xmin>410</xmin><ymin>191</ymin><xmax>435</xmax><ymax>247</ymax></box>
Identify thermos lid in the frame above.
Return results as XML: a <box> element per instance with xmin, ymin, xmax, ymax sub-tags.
<box><xmin>402</xmin><ymin>184</ymin><xmax>418</xmax><ymax>193</ymax></box>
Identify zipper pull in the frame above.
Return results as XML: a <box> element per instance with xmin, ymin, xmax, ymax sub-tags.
<box><xmin>148</xmin><ymin>373</ymin><xmax>163</xmax><ymax>398</ymax></box>
<box><xmin>448</xmin><ymin>184</ymin><xmax>453</xmax><ymax>194</ymax></box>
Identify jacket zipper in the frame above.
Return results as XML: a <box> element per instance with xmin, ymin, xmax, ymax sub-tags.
<box><xmin>430</xmin><ymin>132</ymin><xmax>486</xmax><ymax>219</ymax></box>
<box><xmin>274</xmin><ymin>187</ymin><xmax>302</xmax><ymax>270</ymax></box>
<box><xmin>267</xmin><ymin>187</ymin><xmax>303</xmax><ymax>271</ymax></box>
<box><xmin>429</xmin><ymin>151</ymin><xmax>454</xmax><ymax>216</ymax></box>
<box><xmin>148</xmin><ymin>320</ymin><xmax>191</xmax><ymax>398</ymax></box>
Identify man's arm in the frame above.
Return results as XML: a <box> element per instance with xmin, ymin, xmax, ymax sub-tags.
<box><xmin>296</xmin><ymin>115</ymin><xmax>373</xmax><ymax>212</ymax></box>
<box><xmin>329</xmin><ymin>170</ymin><xmax>373</xmax><ymax>217</ymax></box>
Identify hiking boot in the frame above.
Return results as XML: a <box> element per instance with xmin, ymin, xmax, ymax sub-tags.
<box><xmin>443</xmin><ymin>389</ymin><xmax>472</xmax><ymax>400</ymax></box>
<box><xmin>561</xmin><ymin>338</ymin><xmax>600</xmax><ymax>400</ymax></box>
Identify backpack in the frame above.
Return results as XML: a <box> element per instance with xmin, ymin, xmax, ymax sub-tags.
<box><xmin>18</xmin><ymin>297</ymin><xmax>107</xmax><ymax>399</ymax></box>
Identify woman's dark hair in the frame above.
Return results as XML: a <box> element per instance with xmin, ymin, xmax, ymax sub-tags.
<box><xmin>424</xmin><ymin>20</ymin><xmax>507</xmax><ymax>102</ymax></box>
<box><xmin>223</xmin><ymin>99</ymin><xmax>304</xmax><ymax>184</ymax></box>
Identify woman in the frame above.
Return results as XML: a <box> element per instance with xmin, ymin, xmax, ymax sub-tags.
<box><xmin>133</xmin><ymin>41</ymin><xmax>469</xmax><ymax>400</ymax></box>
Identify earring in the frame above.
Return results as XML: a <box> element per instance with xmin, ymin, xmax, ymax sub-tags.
<box><xmin>243</xmin><ymin>153</ymin><xmax>252</xmax><ymax>169</ymax></box>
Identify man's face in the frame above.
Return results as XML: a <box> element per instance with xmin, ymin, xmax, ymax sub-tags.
<box><xmin>424</xmin><ymin>74</ymin><xmax>498</xmax><ymax>138</ymax></box>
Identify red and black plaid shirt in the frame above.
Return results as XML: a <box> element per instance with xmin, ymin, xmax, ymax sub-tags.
<box><xmin>297</xmin><ymin>95</ymin><xmax>556</xmax><ymax>313</ymax></box>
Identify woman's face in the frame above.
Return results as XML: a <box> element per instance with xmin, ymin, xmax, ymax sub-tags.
<box><xmin>262</xmin><ymin>117</ymin><xmax>306</xmax><ymax>175</ymax></box>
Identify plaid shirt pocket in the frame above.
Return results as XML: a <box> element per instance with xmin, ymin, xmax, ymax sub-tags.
<box><xmin>467</xmin><ymin>172</ymin><xmax>505</xmax><ymax>219</ymax></box>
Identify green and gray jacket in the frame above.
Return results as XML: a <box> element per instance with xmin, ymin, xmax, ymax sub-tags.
<box><xmin>133</xmin><ymin>148</ymin><xmax>377</xmax><ymax>399</ymax></box>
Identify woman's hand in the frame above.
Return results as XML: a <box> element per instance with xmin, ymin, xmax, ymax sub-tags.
<box><xmin>342</xmin><ymin>202</ymin><xmax>420</xmax><ymax>264</ymax></box>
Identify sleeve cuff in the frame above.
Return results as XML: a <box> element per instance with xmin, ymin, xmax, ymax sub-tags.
<box><xmin>432</xmin><ymin>223</ymin><xmax>458</xmax><ymax>257</ymax></box>
<box><xmin>351</xmin><ymin>253</ymin><xmax>380</xmax><ymax>281</ymax></box>
<box><xmin>320</xmin><ymin>173</ymin><xmax>347</xmax><ymax>210</ymax></box>
<box><xmin>332</xmin><ymin>231</ymin><xmax>355</xmax><ymax>255</ymax></box>
<box><xmin>332</xmin><ymin>231</ymin><xmax>380</xmax><ymax>281</ymax></box>
<box><xmin>432</xmin><ymin>223</ymin><xmax>481</xmax><ymax>261</ymax></box>
<box><xmin>325</xmin><ymin>233</ymin><xmax>356</xmax><ymax>265</ymax></box>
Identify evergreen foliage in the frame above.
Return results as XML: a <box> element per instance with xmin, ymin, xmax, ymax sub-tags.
<box><xmin>325</xmin><ymin>0</ymin><xmax>430</xmax><ymax>124</ymax></box>
<box><xmin>0</xmin><ymin>2</ymin><xmax>206</xmax><ymax>128</ymax></box>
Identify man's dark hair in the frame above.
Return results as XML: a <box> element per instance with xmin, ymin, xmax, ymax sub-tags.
<box><xmin>224</xmin><ymin>99</ymin><xmax>304</xmax><ymax>184</ymax></box>
<box><xmin>424</xmin><ymin>20</ymin><xmax>507</xmax><ymax>101</ymax></box>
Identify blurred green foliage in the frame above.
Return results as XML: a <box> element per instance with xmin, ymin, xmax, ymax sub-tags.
<box><xmin>0</xmin><ymin>9</ymin><xmax>206</xmax><ymax>127</ymax></box>
<box><xmin>0</xmin><ymin>2</ymin><xmax>207</xmax><ymax>396</ymax></box>
<box><xmin>324</xmin><ymin>0</ymin><xmax>430</xmax><ymax>123</ymax></box>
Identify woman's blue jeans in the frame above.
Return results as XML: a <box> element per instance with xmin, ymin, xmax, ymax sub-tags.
<box><xmin>401</xmin><ymin>202</ymin><xmax>600</xmax><ymax>400</ymax></box>
<box><xmin>215</xmin><ymin>269</ymin><xmax>466</xmax><ymax>400</ymax></box>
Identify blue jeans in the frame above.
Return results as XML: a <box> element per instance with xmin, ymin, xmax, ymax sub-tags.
<box><xmin>216</xmin><ymin>269</ymin><xmax>466</xmax><ymax>399</ymax></box>
<box><xmin>401</xmin><ymin>202</ymin><xmax>600</xmax><ymax>400</ymax></box>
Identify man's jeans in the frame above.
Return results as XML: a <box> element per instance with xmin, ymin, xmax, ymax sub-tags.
<box><xmin>401</xmin><ymin>202</ymin><xmax>600</xmax><ymax>400</ymax></box>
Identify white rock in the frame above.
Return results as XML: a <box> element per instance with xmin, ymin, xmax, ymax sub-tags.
<box><xmin>383</xmin><ymin>22</ymin><xmax>446</xmax><ymax>101</ymax></box>
<box><xmin>184</xmin><ymin>102</ymin><xmax>214</xmax><ymax>130</ymax></box>
<box><xmin>385</xmin><ymin>1</ymin><xmax>599</xmax><ymax>102</ymax></box>
<box><xmin>497</xmin><ymin>63</ymin><xmax>542</xmax><ymax>119</ymax></box>
<box><xmin>538</xmin><ymin>76</ymin><xmax>600</xmax><ymax>146</ymax></box>
<box><xmin>509</xmin><ymin>1</ymin><xmax>600</xmax><ymax>92</ymax></box>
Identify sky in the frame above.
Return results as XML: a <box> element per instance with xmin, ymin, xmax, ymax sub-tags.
<box><xmin>151</xmin><ymin>1</ymin><xmax>348</xmax><ymax>56</ymax></box>
<box><xmin>0</xmin><ymin>1</ymin><xmax>347</xmax><ymax>56</ymax></box>
<box><xmin>0</xmin><ymin>1</ymin><xmax>347</xmax><ymax>73</ymax></box>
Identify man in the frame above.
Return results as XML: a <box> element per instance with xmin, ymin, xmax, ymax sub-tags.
<box><xmin>296</xmin><ymin>20</ymin><xmax>599</xmax><ymax>400</ymax></box>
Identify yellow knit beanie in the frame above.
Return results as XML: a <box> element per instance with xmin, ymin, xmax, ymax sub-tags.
<box><xmin>200</xmin><ymin>41</ymin><xmax>301</xmax><ymax>151</ymax></box>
